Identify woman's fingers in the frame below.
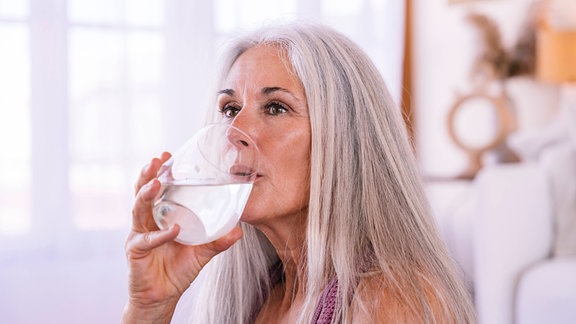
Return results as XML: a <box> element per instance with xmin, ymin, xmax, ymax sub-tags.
<box><xmin>134</xmin><ymin>159</ymin><xmax>160</xmax><ymax>196</ymax></box>
<box><xmin>194</xmin><ymin>226</ymin><xmax>244</xmax><ymax>263</ymax></box>
<box><xmin>126</xmin><ymin>225</ymin><xmax>242</xmax><ymax>262</ymax></box>
<box><xmin>209</xmin><ymin>226</ymin><xmax>244</xmax><ymax>251</ymax></box>
<box><xmin>132</xmin><ymin>152</ymin><xmax>172</xmax><ymax>231</ymax></box>
<box><xmin>132</xmin><ymin>178</ymin><xmax>161</xmax><ymax>232</ymax></box>
<box><xmin>159</xmin><ymin>151</ymin><xmax>172</xmax><ymax>163</ymax></box>
<box><xmin>134</xmin><ymin>152</ymin><xmax>172</xmax><ymax>196</ymax></box>
<box><xmin>126</xmin><ymin>225</ymin><xmax>181</xmax><ymax>259</ymax></box>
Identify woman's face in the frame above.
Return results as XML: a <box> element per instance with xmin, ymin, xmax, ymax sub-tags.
<box><xmin>217</xmin><ymin>45</ymin><xmax>311</xmax><ymax>226</ymax></box>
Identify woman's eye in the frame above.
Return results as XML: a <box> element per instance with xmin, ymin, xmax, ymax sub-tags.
<box><xmin>221</xmin><ymin>105</ymin><xmax>240</xmax><ymax>118</ymax></box>
<box><xmin>266</xmin><ymin>102</ymin><xmax>288</xmax><ymax>115</ymax></box>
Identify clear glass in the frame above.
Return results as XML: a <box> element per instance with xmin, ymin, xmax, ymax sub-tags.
<box><xmin>153</xmin><ymin>123</ymin><xmax>260</xmax><ymax>245</ymax></box>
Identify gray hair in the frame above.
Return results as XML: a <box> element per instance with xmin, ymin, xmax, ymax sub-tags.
<box><xmin>192</xmin><ymin>22</ymin><xmax>475</xmax><ymax>323</ymax></box>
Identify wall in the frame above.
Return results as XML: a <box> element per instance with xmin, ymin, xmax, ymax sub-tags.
<box><xmin>413</xmin><ymin>0</ymin><xmax>561</xmax><ymax>178</ymax></box>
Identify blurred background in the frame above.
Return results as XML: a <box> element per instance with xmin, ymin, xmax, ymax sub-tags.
<box><xmin>1</xmin><ymin>0</ymin><xmax>575</xmax><ymax>323</ymax></box>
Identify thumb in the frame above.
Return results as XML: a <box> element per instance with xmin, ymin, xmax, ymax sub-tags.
<box><xmin>195</xmin><ymin>226</ymin><xmax>243</xmax><ymax>261</ymax></box>
<box><xmin>210</xmin><ymin>226</ymin><xmax>244</xmax><ymax>251</ymax></box>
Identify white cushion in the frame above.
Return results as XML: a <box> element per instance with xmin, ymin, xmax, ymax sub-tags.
<box><xmin>539</xmin><ymin>145</ymin><xmax>576</xmax><ymax>257</ymax></box>
<box><xmin>516</xmin><ymin>258</ymin><xmax>576</xmax><ymax>324</ymax></box>
<box><xmin>473</xmin><ymin>164</ymin><xmax>553</xmax><ymax>324</ymax></box>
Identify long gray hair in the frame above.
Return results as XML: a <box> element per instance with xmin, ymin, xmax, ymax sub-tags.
<box><xmin>191</xmin><ymin>23</ymin><xmax>475</xmax><ymax>323</ymax></box>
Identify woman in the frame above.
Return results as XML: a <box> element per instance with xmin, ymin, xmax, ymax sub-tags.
<box><xmin>123</xmin><ymin>23</ymin><xmax>476</xmax><ymax>323</ymax></box>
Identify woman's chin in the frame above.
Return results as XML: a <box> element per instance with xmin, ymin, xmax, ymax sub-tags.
<box><xmin>239</xmin><ymin>209</ymin><xmax>256</xmax><ymax>223</ymax></box>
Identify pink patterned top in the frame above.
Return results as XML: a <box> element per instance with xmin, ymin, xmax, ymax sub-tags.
<box><xmin>262</xmin><ymin>263</ymin><xmax>340</xmax><ymax>324</ymax></box>
<box><xmin>311</xmin><ymin>278</ymin><xmax>339</xmax><ymax>323</ymax></box>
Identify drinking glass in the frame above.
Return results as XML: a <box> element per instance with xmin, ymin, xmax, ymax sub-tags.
<box><xmin>152</xmin><ymin>123</ymin><xmax>259</xmax><ymax>245</ymax></box>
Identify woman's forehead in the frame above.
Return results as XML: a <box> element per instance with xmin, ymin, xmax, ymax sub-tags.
<box><xmin>223</xmin><ymin>45</ymin><xmax>302</xmax><ymax>93</ymax></box>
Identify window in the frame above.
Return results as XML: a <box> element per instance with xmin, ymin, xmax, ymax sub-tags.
<box><xmin>68</xmin><ymin>4</ymin><xmax>165</xmax><ymax>230</ymax></box>
<box><xmin>0</xmin><ymin>2</ymin><xmax>30</xmax><ymax>236</ymax></box>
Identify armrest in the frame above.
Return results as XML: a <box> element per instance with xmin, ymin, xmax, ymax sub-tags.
<box><xmin>516</xmin><ymin>258</ymin><xmax>576</xmax><ymax>324</ymax></box>
<box><xmin>473</xmin><ymin>163</ymin><xmax>553</xmax><ymax>324</ymax></box>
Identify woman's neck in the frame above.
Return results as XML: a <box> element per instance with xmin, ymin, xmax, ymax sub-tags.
<box><xmin>253</xmin><ymin>210</ymin><xmax>308</xmax><ymax>303</ymax></box>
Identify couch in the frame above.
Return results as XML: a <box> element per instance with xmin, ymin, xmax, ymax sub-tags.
<box><xmin>427</xmin><ymin>148</ymin><xmax>576</xmax><ymax>324</ymax></box>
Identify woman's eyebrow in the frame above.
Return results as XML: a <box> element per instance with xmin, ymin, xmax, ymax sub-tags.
<box><xmin>217</xmin><ymin>89</ymin><xmax>234</xmax><ymax>96</ymax></box>
<box><xmin>262</xmin><ymin>87</ymin><xmax>301</xmax><ymax>102</ymax></box>
<box><xmin>262</xmin><ymin>86</ymin><xmax>287</xmax><ymax>95</ymax></box>
<box><xmin>217</xmin><ymin>87</ymin><xmax>301</xmax><ymax>103</ymax></box>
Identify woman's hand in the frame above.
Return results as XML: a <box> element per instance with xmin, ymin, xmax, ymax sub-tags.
<box><xmin>122</xmin><ymin>152</ymin><xmax>243</xmax><ymax>323</ymax></box>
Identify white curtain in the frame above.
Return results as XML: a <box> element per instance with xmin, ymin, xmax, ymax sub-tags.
<box><xmin>0</xmin><ymin>0</ymin><xmax>404</xmax><ymax>322</ymax></box>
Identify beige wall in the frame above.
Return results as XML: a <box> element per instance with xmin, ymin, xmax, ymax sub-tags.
<box><xmin>413</xmin><ymin>0</ymin><xmax>561</xmax><ymax>178</ymax></box>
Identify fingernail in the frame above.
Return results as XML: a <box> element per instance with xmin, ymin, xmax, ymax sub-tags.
<box><xmin>142</xmin><ymin>180</ymin><xmax>154</xmax><ymax>192</ymax></box>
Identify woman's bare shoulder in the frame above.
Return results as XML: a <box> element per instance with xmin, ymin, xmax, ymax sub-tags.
<box><xmin>350</xmin><ymin>270</ymin><xmax>453</xmax><ymax>323</ymax></box>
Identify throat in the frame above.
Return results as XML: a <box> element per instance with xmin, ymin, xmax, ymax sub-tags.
<box><xmin>255</xmin><ymin>282</ymin><xmax>306</xmax><ymax>324</ymax></box>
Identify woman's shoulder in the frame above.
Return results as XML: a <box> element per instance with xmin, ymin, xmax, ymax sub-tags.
<box><xmin>351</xmin><ymin>270</ymin><xmax>455</xmax><ymax>323</ymax></box>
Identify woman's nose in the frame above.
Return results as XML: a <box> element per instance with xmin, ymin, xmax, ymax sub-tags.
<box><xmin>226</xmin><ymin>113</ymin><xmax>260</xmax><ymax>172</ymax></box>
<box><xmin>238</xmin><ymin>139</ymin><xmax>249</xmax><ymax>146</ymax></box>
<box><xmin>227</xmin><ymin>116</ymin><xmax>254</xmax><ymax>149</ymax></box>
<box><xmin>229</xmin><ymin>107</ymin><xmax>258</xmax><ymax>147</ymax></box>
